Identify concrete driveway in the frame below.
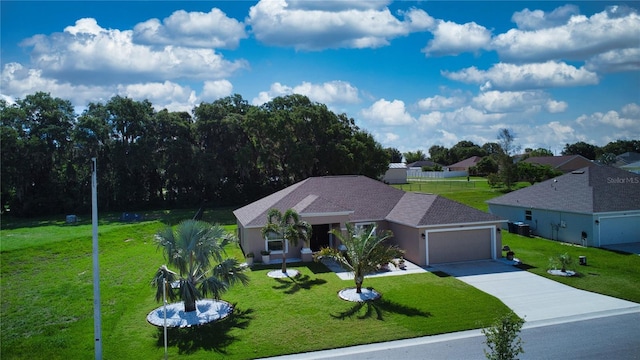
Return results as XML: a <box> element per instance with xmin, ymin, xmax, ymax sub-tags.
<box><xmin>432</xmin><ymin>260</ymin><xmax>640</xmax><ymax>324</ymax></box>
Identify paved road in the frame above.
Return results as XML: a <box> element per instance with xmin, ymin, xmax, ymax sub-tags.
<box><xmin>267</xmin><ymin>311</ymin><xmax>640</xmax><ymax>359</ymax></box>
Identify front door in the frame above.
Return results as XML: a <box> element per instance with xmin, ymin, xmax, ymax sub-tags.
<box><xmin>310</xmin><ymin>224</ymin><xmax>330</xmax><ymax>251</ymax></box>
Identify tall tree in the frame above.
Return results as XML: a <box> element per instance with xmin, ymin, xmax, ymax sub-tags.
<box><xmin>562</xmin><ymin>141</ymin><xmax>598</xmax><ymax>160</ymax></box>
<box><xmin>0</xmin><ymin>92</ymin><xmax>75</xmax><ymax>215</ymax></box>
<box><xmin>601</xmin><ymin>140</ymin><xmax>640</xmax><ymax>155</ymax></box>
<box><xmin>385</xmin><ymin>147</ymin><xmax>403</xmax><ymax>163</ymax></box>
<box><xmin>152</xmin><ymin>220</ymin><xmax>249</xmax><ymax>312</ymax></box>
<box><xmin>496</xmin><ymin>129</ymin><xmax>520</xmax><ymax>190</ymax></box>
<box><xmin>314</xmin><ymin>224</ymin><xmax>403</xmax><ymax>294</ymax></box>
<box><xmin>106</xmin><ymin>96</ymin><xmax>156</xmax><ymax>209</ymax></box>
<box><xmin>403</xmin><ymin>150</ymin><xmax>427</xmax><ymax>163</ymax></box>
<box><xmin>429</xmin><ymin>145</ymin><xmax>450</xmax><ymax>165</ymax></box>
<box><xmin>261</xmin><ymin>208</ymin><xmax>312</xmax><ymax>274</ymax></box>
<box><xmin>450</xmin><ymin>140</ymin><xmax>486</xmax><ymax>164</ymax></box>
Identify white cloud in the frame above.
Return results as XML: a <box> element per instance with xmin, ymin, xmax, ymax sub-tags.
<box><xmin>511</xmin><ymin>5</ymin><xmax>580</xmax><ymax>30</ymax></box>
<box><xmin>133</xmin><ymin>8</ymin><xmax>247</xmax><ymax>49</ymax></box>
<box><xmin>443</xmin><ymin>61</ymin><xmax>599</xmax><ymax>91</ymax></box>
<box><xmin>360</xmin><ymin>99</ymin><xmax>415</xmax><ymax>125</ymax></box>
<box><xmin>417</xmin><ymin>112</ymin><xmax>443</xmax><ymax>128</ymax></box>
<box><xmin>621</xmin><ymin>103</ymin><xmax>640</xmax><ymax>118</ymax></box>
<box><xmin>472</xmin><ymin>90</ymin><xmax>567</xmax><ymax>114</ymax></box>
<box><xmin>585</xmin><ymin>47</ymin><xmax>640</xmax><ymax>73</ymax></box>
<box><xmin>118</xmin><ymin>81</ymin><xmax>198</xmax><ymax>113</ymax></box>
<box><xmin>422</xmin><ymin>20</ymin><xmax>491</xmax><ymax>56</ymax></box>
<box><xmin>577</xmin><ymin>109</ymin><xmax>640</xmax><ymax>130</ymax></box>
<box><xmin>447</xmin><ymin>106</ymin><xmax>505</xmax><ymax>124</ymax></box>
<box><xmin>247</xmin><ymin>0</ymin><xmax>433</xmax><ymax>50</ymax></box>
<box><xmin>417</xmin><ymin>95</ymin><xmax>466</xmax><ymax>111</ymax></box>
<box><xmin>292</xmin><ymin>81</ymin><xmax>360</xmax><ymax>104</ymax></box>
<box><xmin>382</xmin><ymin>132</ymin><xmax>400</xmax><ymax>143</ymax></box>
<box><xmin>1</xmin><ymin>62</ymin><xmax>113</xmax><ymax>107</ymax></box>
<box><xmin>285</xmin><ymin>0</ymin><xmax>392</xmax><ymax>11</ymax></box>
<box><xmin>201</xmin><ymin>80</ymin><xmax>234</xmax><ymax>101</ymax></box>
<box><xmin>492</xmin><ymin>6</ymin><xmax>640</xmax><ymax>62</ymax></box>
<box><xmin>436</xmin><ymin>129</ymin><xmax>459</xmax><ymax>147</ymax></box>
<box><xmin>545</xmin><ymin>99</ymin><xmax>568</xmax><ymax>113</ymax></box>
<box><xmin>251</xmin><ymin>80</ymin><xmax>360</xmax><ymax>106</ymax></box>
<box><xmin>20</xmin><ymin>18</ymin><xmax>248</xmax><ymax>86</ymax></box>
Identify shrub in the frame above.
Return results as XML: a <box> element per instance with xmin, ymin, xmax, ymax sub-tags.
<box><xmin>482</xmin><ymin>312</ymin><xmax>525</xmax><ymax>360</ymax></box>
<box><xmin>548</xmin><ymin>252</ymin><xmax>576</xmax><ymax>272</ymax></box>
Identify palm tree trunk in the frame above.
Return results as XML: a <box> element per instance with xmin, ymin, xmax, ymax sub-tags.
<box><xmin>185</xmin><ymin>299</ymin><xmax>197</xmax><ymax>312</ymax></box>
<box><xmin>281</xmin><ymin>239</ymin><xmax>287</xmax><ymax>273</ymax></box>
<box><xmin>355</xmin><ymin>275</ymin><xmax>363</xmax><ymax>293</ymax></box>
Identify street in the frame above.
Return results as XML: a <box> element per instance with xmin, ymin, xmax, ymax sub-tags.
<box><xmin>268</xmin><ymin>311</ymin><xmax>640</xmax><ymax>360</ymax></box>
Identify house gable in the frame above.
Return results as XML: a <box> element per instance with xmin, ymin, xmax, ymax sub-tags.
<box><xmin>487</xmin><ymin>166</ymin><xmax>640</xmax><ymax>214</ymax></box>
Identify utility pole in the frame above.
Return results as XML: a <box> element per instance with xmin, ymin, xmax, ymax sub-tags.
<box><xmin>92</xmin><ymin>158</ymin><xmax>102</xmax><ymax>359</ymax></box>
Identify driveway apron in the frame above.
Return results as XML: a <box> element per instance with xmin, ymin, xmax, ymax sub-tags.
<box><xmin>433</xmin><ymin>260</ymin><xmax>640</xmax><ymax>323</ymax></box>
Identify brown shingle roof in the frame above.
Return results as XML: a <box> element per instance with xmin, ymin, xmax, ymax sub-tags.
<box><xmin>235</xmin><ymin>175</ymin><xmax>503</xmax><ymax>228</ymax></box>
<box><xmin>523</xmin><ymin>155</ymin><xmax>595</xmax><ymax>172</ymax></box>
<box><xmin>448</xmin><ymin>156</ymin><xmax>482</xmax><ymax>169</ymax></box>
<box><xmin>387</xmin><ymin>192</ymin><xmax>502</xmax><ymax>227</ymax></box>
<box><xmin>487</xmin><ymin>166</ymin><xmax>640</xmax><ymax>213</ymax></box>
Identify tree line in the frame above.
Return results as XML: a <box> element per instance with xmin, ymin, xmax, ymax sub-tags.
<box><xmin>399</xmin><ymin>139</ymin><xmax>638</xmax><ymax>166</ymax></box>
<box><xmin>1</xmin><ymin>92</ymin><xmax>389</xmax><ymax>217</ymax></box>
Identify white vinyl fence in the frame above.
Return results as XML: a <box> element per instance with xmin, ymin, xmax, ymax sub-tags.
<box><xmin>407</xmin><ymin>168</ymin><xmax>468</xmax><ymax>179</ymax></box>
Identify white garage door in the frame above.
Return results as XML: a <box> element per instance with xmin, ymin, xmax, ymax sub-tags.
<box><xmin>599</xmin><ymin>215</ymin><xmax>640</xmax><ymax>246</ymax></box>
<box><xmin>425</xmin><ymin>227</ymin><xmax>495</xmax><ymax>265</ymax></box>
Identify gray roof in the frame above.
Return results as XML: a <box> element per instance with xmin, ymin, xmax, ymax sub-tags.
<box><xmin>388</xmin><ymin>192</ymin><xmax>502</xmax><ymax>227</ymax></box>
<box><xmin>487</xmin><ymin>166</ymin><xmax>640</xmax><ymax>213</ymax></box>
<box><xmin>235</xmin><ymin>175</ymin><xmax>502</xmax><ymax>228</ymax></box>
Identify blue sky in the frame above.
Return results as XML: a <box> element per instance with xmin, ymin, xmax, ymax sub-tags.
<box><xmin>2</xmin><ymin>1</ymin><xmax>639</xmax><ymax>155</ymax></box>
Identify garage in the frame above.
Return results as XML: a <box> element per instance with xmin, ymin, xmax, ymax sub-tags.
<box><xmin>598</xmin><ymin>215</ymin><xmax>640</xmax><ymax>246</ymax></box>
<box><xmin>425</xmin><ymin>226</ymin><xmax>496</xmax><ymax>265</ymax></box>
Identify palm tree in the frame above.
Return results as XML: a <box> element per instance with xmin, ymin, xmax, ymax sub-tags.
<box><xmin>314</xmin><ymin>224</ymin><xmax>404</xmax><ymax>293</ymax></box>
<box><xmin>152</xmin><ymin>219</ymin><xmax>249</xmax><ymax>312</ymax></box>
<box><xmin>261</xmin><ymin>208</ymin><xmax>312</xmax><ymax>274</ymax></box>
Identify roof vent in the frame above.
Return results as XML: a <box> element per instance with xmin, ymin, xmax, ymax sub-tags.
<box><xmin>571</xmin><ymin>170</ymin><xmax>585</xmax><ymax>174</ymax></box>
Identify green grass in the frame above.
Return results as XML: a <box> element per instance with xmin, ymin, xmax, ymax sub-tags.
<box><xmin>393</xmin><ymin>178</ymin><xmax>529</xmax><ymax>211</ymax></box>
<box><xmin>502</xmin><ymin>232</ymin><xmax>640</xmax><ymax>303</ymax></box>
<box><xmin>1</xmin><ymin>210</ymin><xmax>509</xmax><ymax>359</ymax></box>
<box><xmin>2</xmin><ymin>180</ymin><xmax>639</xmax><ymax>359</ymax></box>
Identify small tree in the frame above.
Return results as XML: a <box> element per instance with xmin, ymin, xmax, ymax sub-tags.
<box><xmin>152</xmin><ymin>220</ymin><xmax>250</xmax><ymax>312</ymax></box>
<box><xmin>261</xmin><ymin>208</ymin><xmax>312</xmax><ymax>274</ymax></box>
<box><xmin>549</xmin><ymin>252</ymin><xmax>576</xmax><ymax>273</ymax></box>
<box><xmin>482</xmin><ymin>312</ymin><xmax>525</xmax><ymax>360</ymax></box>
<box><xmin>314</xmin><ymin>224</ymin><xmax>404</xmax><ymax>293</ymax></box>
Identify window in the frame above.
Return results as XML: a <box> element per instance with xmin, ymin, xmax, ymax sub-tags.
<box><xmin>525</xmin><ymin>210</ymin><xmax>532</xmax><ymax>221</ymax></box>
<box><xmin>355</xmin><ymin>222</ymin><xmax>376</xmax><ymax>235</ymax></box>
<box><xmin>265</xmin><ymin>232</ymin><xmax>286</xmax><ymax>253</ymax></box>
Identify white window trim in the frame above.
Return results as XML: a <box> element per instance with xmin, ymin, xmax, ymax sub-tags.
<box><xmin>264</xmin><ymin>234</ymin><xmax>288</xmax><ymax>254</ymax></box>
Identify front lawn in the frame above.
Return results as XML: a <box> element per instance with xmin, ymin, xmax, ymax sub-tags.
<box><xmin>502</xmin><ymin>232</ymin><xmax>640</xmax><ymax>303</ymax></box>
<box><xmin>1</xmin><ymin>212</ymin><xmax>509</xmax><ymax>359</ymax></box>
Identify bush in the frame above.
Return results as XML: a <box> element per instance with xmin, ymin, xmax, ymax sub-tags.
<box><xmin>482</xmin><ymin>312</ymin><xmax>525</xmax><ymax>360</ymax></box>
<box><xmin>548</xmin><ymin>252</ymin><xmax>576</xmax><ymax>272</ymax></box>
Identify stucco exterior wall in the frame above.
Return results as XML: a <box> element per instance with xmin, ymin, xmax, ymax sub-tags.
<box><xmin>388</xmin><ymin>222</ymin><xmax>424</xmax><ymax>265</ymax></box>
<box><xmin>488</xmin><ymin>204</ymin><xmax>640</xmax><ymax>247</ymax></box>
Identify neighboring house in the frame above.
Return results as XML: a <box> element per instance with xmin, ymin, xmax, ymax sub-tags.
<box><xmin>615</xmin><ymin>152</ymin><xmax>640</xmax><ymax>167</ymax></box>
<box><xmin>487</xmin><ymin>166</ymin><xmax>640</xmax><ymax>248</ymax></box>
<box><xmin>523</xmin><ymin>155</ymin><xmax>595</xmax><ymax>173</ymax></box>
<box><xmin>234</xmin><ymin>175</ymin><xmax>505</xmax><ymax>266</ymax></box>
<box><xmin>382</xmin><ymin>163</ymin><xmax>407</xmax><ymax>184</ymax></box>
<box><xmin>448</xmin><ymin>156</ymin><xmax>482</xmax><ymax>171</ymax></box>
<box><xmin>406</xmin><ymin>160</ymin><xmax>444</xmax><ymax>169</ymax></box>
<box><xmin>621</xmin><ymin>161</ymin><xmax>640</xmax><ymax>175</ymax></box>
